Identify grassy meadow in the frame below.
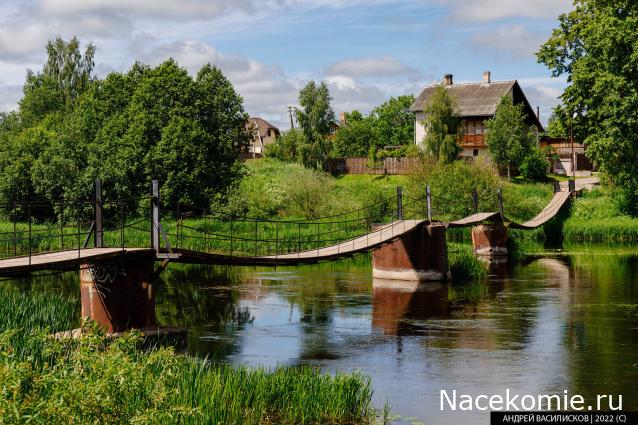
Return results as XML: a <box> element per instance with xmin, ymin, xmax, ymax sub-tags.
<box><xmin>0</xmin><ymin>287</ymin><xmax>377</xmax><ymax>424</ymax></box>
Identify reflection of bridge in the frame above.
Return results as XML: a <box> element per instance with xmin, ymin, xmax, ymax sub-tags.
<box><xmin>0</xmin><ymin>180</ymin><xmax>575</xmax><ymax>333</ymax></box>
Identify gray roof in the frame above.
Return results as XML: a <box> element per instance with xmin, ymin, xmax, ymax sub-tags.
<box><xmin>247</xmin><ymin>117</ymin><xmax>280</xmax><ymax>138</ymax></box>
<box><xmin>410</xmin><ymin>80</ymin><xmax>517</xmax><ymax>116</ymax></box>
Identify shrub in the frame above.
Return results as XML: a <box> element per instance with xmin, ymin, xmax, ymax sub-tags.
<box><xmin>219</xmin><ymin>159</ymin><xmax>335</xmax><ymax>219</ymax></box>
<box><xmin>519</xmin><ymin>148</ymin><xmax>549</xmax><ymax>180</ymax></box>
<box><xmin>407</xmin><ymin>159</ymin><xmax>500</xmax><ymax>220</ymax></box>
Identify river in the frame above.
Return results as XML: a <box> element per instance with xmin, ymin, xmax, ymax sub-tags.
<box><xmin>12</xmin><ymin>246</ymin><xmax>638</xmax><ymax>424</ymax></box>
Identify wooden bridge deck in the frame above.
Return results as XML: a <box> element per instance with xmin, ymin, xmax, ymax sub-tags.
<box><xmin>0</xmin><ymin>248</ymin><xmax>154</xmax><ymax>276</ymax></box>
<box><xmin>0</xmin><ymin>190</ymin><xmax>574</xmax><ymax>274</ymax></box>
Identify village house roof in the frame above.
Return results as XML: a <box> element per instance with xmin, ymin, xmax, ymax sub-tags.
<box><xmin>247</xmin><ymin>117</ymin><xmax>280</xmax><ymax>138</ymax></box>
<box><xmin>410</xmin><ymin>73</ymin><xmax>544</xmax><ymax>131</ymax></box>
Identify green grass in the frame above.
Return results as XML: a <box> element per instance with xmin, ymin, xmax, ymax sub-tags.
<box><xmin>0</xmin><ymin>290</ymin><xmax>377</xmax><ymax>424</ymax></box>
<box><xmin>448</xmin><ymin>242</ymin><xmax>488</xmax><ymax>281</ymax></box>
<box><xmin>564</xmin><ymin>187</ymin><xmax>638</xmax><ymax>242</ymax></box>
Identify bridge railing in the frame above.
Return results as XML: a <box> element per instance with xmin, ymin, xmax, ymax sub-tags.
<box><xmin>0</xmin><ymin>177</ymin><xmax>569</xmax><ymax>264</ymax></box>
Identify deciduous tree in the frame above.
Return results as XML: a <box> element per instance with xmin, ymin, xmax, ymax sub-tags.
<box><xmin>485</xmin><ymin>95</ymin><xmax>536</xmax><ymax>179</ymax></box>
<box><xmin>421</xmin><ymin>85</ymin><xmax>461</xmax><ymax>163</ymax></box>
<box><xmin>537</xmin><ymin>0</ymin><xmax>638</xmax><ymax>211</ymax></box>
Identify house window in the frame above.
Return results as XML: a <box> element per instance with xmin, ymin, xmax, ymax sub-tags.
<box><xmin>473</xmin><ymin>149</ymin><xmax>479</xmax><ymax>157</ymax></box>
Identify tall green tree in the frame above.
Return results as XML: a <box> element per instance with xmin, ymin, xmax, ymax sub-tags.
<box><xmin>537</xmin><ymin>0</ymin><xmax>638</xmax><ymax>211</ymax></box>
<box><xmin>333</xmin><ymin>111</ymin><xmax>377</xmax><ymax>157</ymax></box>
<box><xmin>19</xmin><ymin>37</ymin><xmax>95</xmax><ymax>126</ymax></box>
<box><xmin>421</xmin><ymin>85</ymin><xmax>461</xmax><ymax>163</ymax></box>
<box><xmin>485</xmin><ymin>95</ymin><xmax>537</xmax><ymax>179</ymax></box>
<box><xmin>371</xmin><ymin>95</ymin><xmax>415</xmax><ymax>147</ymax></box>
<box><xmin>0</xmin><ymin>38</ymin><xmax>250</xmax><ymax>216</ymax></box>
<box><xmin>295</xmin><ymin>81</ymin><xmax>335</xmax><ymax>168</ymax></box>
<box><xmin>546</xmin><ymin>110</ymin><xmax>568</xmax><ymax>138</ymax></box>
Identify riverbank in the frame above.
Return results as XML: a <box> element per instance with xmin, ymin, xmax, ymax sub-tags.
<box><xmin>0</xmin><ymin>288</ymin><xmax>377</xmax><ymax>424</ymax></box>
<box><xmin>563</xmin><ymin>187</ymin><xmax>638</xmax><ymax>242</ymax></box>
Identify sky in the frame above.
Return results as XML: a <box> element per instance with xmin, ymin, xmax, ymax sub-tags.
<box><xmin>0</xmin><ymin>0</ymin><xmax>573</xmax><ymax>129</ymax></box>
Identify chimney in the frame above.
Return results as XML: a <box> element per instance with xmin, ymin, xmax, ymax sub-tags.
<box><xmin>483</xmin><ymin>71</ymin><xmax>491</xmax><ymax>83</ymax></box>
<box><xmin>339</xmin><ymin>112</ymin><xmax>346</xmax><ymax>124</ymax></box>
<box><xmin>443</xmin><ymin>74</ymin><xmax>453</xmax><ymax>86</ymax></box>
<box><xmin>536</xmin><ymin>106</ymin><xmax>540</xmax><ymax>121</ymax></box>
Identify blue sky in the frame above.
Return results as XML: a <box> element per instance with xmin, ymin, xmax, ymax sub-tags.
<box><xmin>0</xmin><ymin>0</ymin><xmax>573</xmax><ymax>128</ymax></box>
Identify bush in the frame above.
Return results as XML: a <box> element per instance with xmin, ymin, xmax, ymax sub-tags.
<box><xmin>519</xmin><ymin>148</ymin><xmax>549</xmax><ymax>180</ymax></box>
<box><xmin>407</xmin><ymin>159</ymin><xmax>500</xmax><ymax>220</ymax></box>
<box><xmin>219</xmin><ymin>159</ymin><xmax>336</xmax><ymax>219</ymax></box>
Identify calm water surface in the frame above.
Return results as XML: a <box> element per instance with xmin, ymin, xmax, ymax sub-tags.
<box><xmin>18</xmin><ymin>248</ymin><xmax>638</xmax><ymax>424</ymax></box>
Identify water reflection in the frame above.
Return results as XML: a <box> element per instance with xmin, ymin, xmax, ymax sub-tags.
<box><xmin>372</xmin><ymin>279</ymin><xmax>450</xmax><ymax>336</ymax></box>
<box><xmin>5</xmin><ymin>249</ymin><xmax>638</xmax><ymax>424</ymax></box>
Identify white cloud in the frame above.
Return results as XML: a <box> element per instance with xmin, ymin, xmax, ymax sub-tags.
<box><xmin>471</xmin><ymin>24</ymin><xmax>546</xmax><ymax>60</ymax></box>
<box><xmin>0</xmin><ymin>84</ymin><xmax>22</xmax><ymax>112</ymax></box>
<box><xmin>38</xmin><ymin>0</ymin><xmax>250</xmax><ymax>21</ymax></box>
<box><xmin>141</xmin><ymin>40</ymin><xmax>300</xmax><ymax>128</ymax></box>
<box><xmin>437</xmin><ymin>0</ymin><xmax>572</xmax><ymax>22</ymax></box>
<box><xmin>518</xmin><ymin>79</ymin><xmax>566</xmax><ymax>126</ymax></box>
<box><xmin>326</xmin><ymin>56</ymin><xmax>421</xmax><ymax>81</ymax></box>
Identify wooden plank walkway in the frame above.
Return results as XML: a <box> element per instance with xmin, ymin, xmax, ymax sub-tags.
<box><xmin>0</xmin><ymin>248</ymin><xmax>154</xmax><ymax>276</ymax></box>
<box><xmin>509</xmin><ymin>190</ymin><xmax>571</xmax><ymax>229</ymax></box>
<box><xmin>173</xmin><ymin>219</ymin><xmax>427</xmax><ymax>266</ymax></box>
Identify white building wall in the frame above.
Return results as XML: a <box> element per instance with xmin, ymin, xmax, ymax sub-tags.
<box><xmin>414</xmin><ymin>112</ymin><xmax>426</xmax><ymax>146</ymax></box>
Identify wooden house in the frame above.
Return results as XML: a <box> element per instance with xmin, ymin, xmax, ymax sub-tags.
<box><xmin>410</xmin><ymin>72</ymin><xmax>544</xmax><ymax>159</ymax></box>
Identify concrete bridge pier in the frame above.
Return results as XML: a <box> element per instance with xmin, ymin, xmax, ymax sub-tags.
<box><xmin>372</xmin><ymin>223</ymin><xmax>450</xmax><ymax>281</ymax></box>
<box><xmin>471</xmin><ymin>223</ymin><xmax>508</xmax><ymax>258</ymax></box>
<box><xmin>80</xmin><ymin>258</ymin><xmax>157</xmax><ymax>333</ymax></box>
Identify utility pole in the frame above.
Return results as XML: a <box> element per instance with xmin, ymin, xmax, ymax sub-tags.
<box><xmin>288</xmin><ymin>106</ymin><xmax>295</xmax><ymax>130</ymax></box>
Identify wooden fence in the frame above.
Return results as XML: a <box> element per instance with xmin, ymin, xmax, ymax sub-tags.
<box><xmin>325</xmin><ymin>157</ymin><xmax>420</xmax><ymax>175</ymax></box>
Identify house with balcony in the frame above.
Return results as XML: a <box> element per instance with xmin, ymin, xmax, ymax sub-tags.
<box><xmin>410</xmin><ymin>72</ymin><xmax>544</xmax><ymax>159</ymax></box>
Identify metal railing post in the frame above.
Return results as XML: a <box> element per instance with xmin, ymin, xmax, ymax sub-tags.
<box><xmin>151</xmin><ymin>180</ymin><xmax>160</xmax><ymax>251</ymax></box>
<box><xmin>28</xmin><ymin>204</ymin><xmax>31</xmax><ymax>265</ymax></box>
<box><xmin>426</xmin><ymin>185</ymin><xmax>432</xmax><ymax>222</ymax></box>
<box><xmin>12</xmin><ymin>204</ymin><xmax>16</xmax><ymax>257</ymax></box>
<box><xmin>120</xmin><ymin>203</ymin><xmax>125</xmax><ymax>250</ymax></box>
<box><xmin>77</xmin><ymin>212</ymin><xmax>80</xmax><ymax>259</ymax></box>
<box><xmin>94</xmin><ymin>179</ymin><xmax>103</xmax><ymax>248</ymax></box>
<box><xmin>397</xmin><ymin>186</ymin><xmax>403</xmax><ymax>220</ymax></box>
<box><xmin>568</xmin><ymin>179</ymin><xmax>575</xmax><ymax>193</ymax></box>
<box><xmin>230</xmin><ymin>217</ymin><xmax>234</xmax><ymax>256</ymax></box>
<box><xmin>60</xmin><ymin>200</ymin><xmax>64</xmax><ymax>250</ymax></box>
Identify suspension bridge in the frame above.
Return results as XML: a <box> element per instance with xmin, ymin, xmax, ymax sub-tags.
<box><xmin>0</xmin><ymin>179</ymin><xmax>574</xmax><ymax>275</ymax></box>
<box><xmin>0</xmin><ymin>179</ymin><xmax>577</xmax><ymax>332</ymax></box>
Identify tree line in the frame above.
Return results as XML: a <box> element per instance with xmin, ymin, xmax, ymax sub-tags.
<box><xmin>0</xmin><ymin>37</ymin><xmax>251</xmax><ymax>219</ymax></box>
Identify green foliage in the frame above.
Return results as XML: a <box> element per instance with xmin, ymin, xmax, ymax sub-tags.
<box><xmin>295</xmin><ymin>81</ymin><xmax>335</xmax><ymax>168</ymax></box>
<box><xmin>485</xmin><ymin>95</ymin><xmax>537</xmax><ymax>178</ymax></box>
<box><xmin>546</xmin><ymin>110</ymin><xmax>568</xmax><ymax>138</ymax></box>
<box><xmin>373</xmin><ymin>95</ymin><xmax>415</xmax><ymax>146</ymax></box>
<box><xmin>220</xmin><ymin>159</ymin><xmax>337</xmax><ymax>219</ymax></box>
<box><xmin>0</xmin><ymin>39</ymin><xmax>250</xmax><ymax>216</ymax></box>
<box><xmin>264</xmin><ymin>128</ymin><xmax>305</xmax><ymax>162</ymax></box>
<box><xmin>562</xmin><ymin>187</ymin><xmax>638</xmax><ymax>242</ymax></box>
<box><xmin>448</xmin><ymin>243</ymin><xmax>488</xmax><ymax>281</ymax></box>
<box><xmin>520</xmin><ymin>148</ymin><xmax>549</xmax><ymax>181</ymax></box>
<box><xmin>440</xmin><ymin>134</ymin><xmax>462</xmax><ymax>164</ymax></box>
<box><xmin>537</xmin><ymin>0</ymin><xmax>638</xmax><ymax>212</ymax></box>
<box><xmin>333</xmin><ymin>96</ymin><xmax>416</xmax><ymax>158</ymax></box>
<box><xmin>421</xmin><ymin>85</ymin><xmax>461</xmax><ymax>162</ymax></box>
<box><xmin>408</xmin><ymin>159</ymin><xmax>500</xmax><ymax>220</ymax></box>
<box><xmin>333</xmin><ymin>112</ymin><xmax>377</xmax><ymax>157</ymax></box>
